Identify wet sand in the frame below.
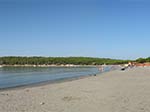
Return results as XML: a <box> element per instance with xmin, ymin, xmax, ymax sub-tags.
<box><xmin>1</xmin><ymin>67</ymin><xmax>150</xmax><ymax>112</ymax></box>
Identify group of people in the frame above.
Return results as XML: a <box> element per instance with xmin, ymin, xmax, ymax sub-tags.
<box><xmin>121</xmin><ymin>62</ymin><xmax>135</xmax><ymax>71</ymax></box>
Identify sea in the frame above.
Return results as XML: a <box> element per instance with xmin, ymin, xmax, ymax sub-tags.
<box><xmin>0</xmin><ymin>66</ymin><xmax>119</xmax><ymax>89</ymax></box>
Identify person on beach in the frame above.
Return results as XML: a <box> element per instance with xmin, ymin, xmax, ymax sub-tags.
<box><xmin>99</xmin><ymin>66</ymin><xmax>104</xmax><ymax>72</ymax></box>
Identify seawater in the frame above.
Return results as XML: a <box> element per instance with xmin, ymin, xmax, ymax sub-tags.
<box><xmin>0</xmin><ymin>66</ymin><xmax>117</xmax><ymax>89</ymax></box>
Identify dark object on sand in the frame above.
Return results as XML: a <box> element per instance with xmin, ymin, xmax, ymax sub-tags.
<box><xmin>94</xmin><ymin>74</ymin><xmax>97</xmax><ymax>76</ymax></box>
<box><xmin>121</xmin><ymin>68</ymin><xmax>125</xmax><ymax>71</ymax></box>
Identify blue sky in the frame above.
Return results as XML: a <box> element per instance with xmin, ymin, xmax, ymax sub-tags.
<box><xmin>0</xmin><ymin>0</ymin><xmax>150</xmax><ymax>59</ymax></box>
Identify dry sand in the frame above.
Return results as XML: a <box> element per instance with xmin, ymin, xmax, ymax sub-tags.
<box><xmin>1</xmin><ymin>67</ymin><xmax>150</xmax><ymax>112</ymax></box>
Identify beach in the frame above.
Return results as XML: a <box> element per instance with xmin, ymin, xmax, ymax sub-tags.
<box><xmin>1</xmin><ymin>67</ymin><xmax>150</xmax><ymax>112</ymax></box>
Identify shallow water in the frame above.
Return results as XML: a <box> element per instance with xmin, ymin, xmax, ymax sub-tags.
<box><xmin>0</xmin><ymin>66</ymin><xmax>118</xmax><ymax>89</ymax></box>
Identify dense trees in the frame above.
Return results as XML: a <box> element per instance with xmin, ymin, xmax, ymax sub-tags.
<box><xmin>136</xmin><ymin>57</ymin><xmax>150</xmax><ymax>63</ymax></box>
<box><xmin>1</xmin><ymin>56</ymin><xmax>149</xmax><ymax>66</ymax></box>
<box><xmin>0</xmin><ymin>57</ymin><xmax>129</xmax><ymax>65</ymax></box>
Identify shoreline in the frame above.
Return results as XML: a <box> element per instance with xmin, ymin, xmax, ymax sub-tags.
<box><xmin>0</xmin><ymin>64</ymin><xmax>99</xmax><ymax>67</ymax></box>
<box><xmin>0</xmin><ymin>73</ymin><xmax>98</xmax><ymax>91</ymax></box>
<box><xmin>0</xmin><ymin>69</ymin><xmax>112</xmax><ymax>91</ymax></box>
<box><xmin>0</xmin><ymin>64</ymin><xmax>122</xmax><ymax>68</ymax></box>
<box><xmin>0</xmin><ymin>65</ymin><xmax>121</xmax><ymax>91</ymax></box>
<box><xmin>1</xmin><ymin>67</ymin><xmax>150</xmax><ymax>112</ymax></box>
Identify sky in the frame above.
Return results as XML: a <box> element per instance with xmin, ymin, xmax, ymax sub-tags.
<box><xmin>0</xmin><ymin>0</ymin><xmax>150</xmax><ymax>59</ymax></box>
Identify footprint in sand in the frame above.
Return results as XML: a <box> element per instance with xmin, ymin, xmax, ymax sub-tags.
<box><xmin>62</xmin><ymin>96</ymin><xmax>81</xmax><ymax>102</ymax></box>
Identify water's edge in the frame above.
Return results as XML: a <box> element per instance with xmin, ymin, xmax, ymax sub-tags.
<box><xmin>0</xmin><ymin>68</ymin><xmax>119</xmax><ymax>91</ymax></box>
<box><xmin>0</xmin><ymin>73</ymin><xmax>96</xmax><ymax>91</ymax></box>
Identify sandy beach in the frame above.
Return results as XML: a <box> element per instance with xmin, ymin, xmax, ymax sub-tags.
<box><xmin>1</xmin><ymin>67</ymin><xmax>150</xmax><ymax>112</ymax></box>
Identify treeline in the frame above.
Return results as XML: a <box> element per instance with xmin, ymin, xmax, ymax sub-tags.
<box><xmin>0</xmin><ymin>57</ymin><xmax>129</xmax><ymax>65</ymax></box>
<box><xmin>136</xmin><ymin>57</ymin><xmax>150</xmax><ymax>63</ymax></box>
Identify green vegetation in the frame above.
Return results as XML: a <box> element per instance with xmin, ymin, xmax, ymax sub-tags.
<box><xmin>0</xmin><ymin>57</ymin><xmax>129</xmax><ymax>65</ymax></box>
<box><xmin>136</xmin><ymin>57</ymin><xmax>150</xmax><ymax>63</ymax></box>
<box><xmin>1</xmin><ymin>56</ymin><xmax>149</xmax><ymax>66</ymax></box>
